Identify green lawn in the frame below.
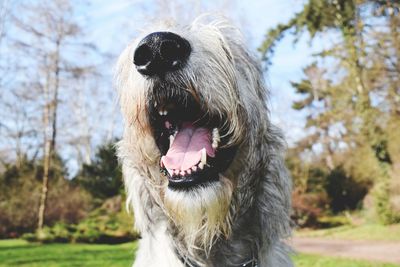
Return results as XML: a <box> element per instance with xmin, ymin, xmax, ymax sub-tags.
<box><xmin>295</xmin><ymin>224</ymin><xmax>400</xmax><ymax>241</ymax></box>
<box><xmin>294</xmin><ymin>254</ymin><xmax>399</xmax><ymax>267</ymax></box>
<box><xmin>0</xmin><ymin>239</ymin><xmax>398</xmax><ymax>267</ymax></box>
<box><xmin>0</xmin><ymin>239</ymin><xmax>136</xmax><ymax>267</ymax></box>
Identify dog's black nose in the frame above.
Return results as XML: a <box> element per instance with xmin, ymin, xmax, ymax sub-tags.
<box><xmin>133</xmin><ymin>32</ymin><xmax>191</xmax><ymax>76</ymax></box>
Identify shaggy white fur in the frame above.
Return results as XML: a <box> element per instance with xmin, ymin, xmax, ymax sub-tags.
<box><xmin>115</xmin><ymin>17</ymin><xmax>292</xmax><ymax>267</ymax></box>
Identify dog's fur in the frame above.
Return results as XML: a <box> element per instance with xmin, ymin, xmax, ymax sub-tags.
<box><xmin>115</xmin><ymin>17</ymin><xmax>292</xmax><ymax>267</ymax></box>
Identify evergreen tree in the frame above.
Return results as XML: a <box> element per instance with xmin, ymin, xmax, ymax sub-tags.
<box><xmin>261</xmin><ymin>0</ymin><xmax>400</xmax><ymax>223</ymax></box>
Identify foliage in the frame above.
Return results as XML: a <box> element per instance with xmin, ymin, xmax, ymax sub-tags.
<box><xmin>287</xmin><ymin>149</ymin><xmax>369</xmax><ymax>227</ymax></box>
<box><xmin>263</xmin><ymin>0</ymin><xmax>400</xmax><ymax>223</ymax></box>
<box><xmin>0</xmin><ymin>156</ymin><xmax>92</xmax><ymax>238</ymax></box>
<box><xmin>292</xmin><ymin>188</ymin><xmax>329</xmax><ymax>228</ymax></box>
<box><xmin>74</xmin><ymin>141</ymin><xmax>123</xmax><ymax>200</ymax></box>
<box><xmin>23</xmin><ymin>196</ymin><xmax>139</xmax><ymax>244</ymax></box>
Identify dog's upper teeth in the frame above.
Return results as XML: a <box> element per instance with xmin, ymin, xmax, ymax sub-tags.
<box><xmin>212</xmin><ymin>128</ymin><xmax>220</xmax><ymax>149</ymax></box>
<box><xmin>180</xmin><ymin>170</ymin><xmax>186</xmax><ymax>176</ymax></box>
<box><xmin>192</xmin><ymin>166</ymin><xmax>197</xmax><ymax>171</ymax></box>
<box><xmin>158</xmin><ymin>109</ymin><xmax>168</xmax><ymax>116</ymax></box>
<box><xmin>212</xmin><ymin>141</ymin><xmax>218</xmax><ymax>149</ymax></box>
<box><xmin>212</xmin><ymin>128</ymin><xmax>220</xmax><ymax>141</ymax></box>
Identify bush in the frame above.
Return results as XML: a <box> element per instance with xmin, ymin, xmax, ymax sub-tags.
<box><xmin>373</xmin><ymin>180</ymin><xmax>400</xmax><ymax>225</ymax></box>
<box><xmin>291</xmin><ymin>189</ymin><xmax>329</xmax><ymax>228</ymax></box>
<box><xmin>74</xmin><ymin>141</ymin><xmax>123</xmax><ymax>200</ymax></box>
<box><xmin>0</xmin><ymin>157</ymin><xmax>92</xmax><ymax>238</ymax></box>
<box><xmin>23</xmin><ymin>196</ymin><xmax>140</xmax><ymax>244</ymax></box>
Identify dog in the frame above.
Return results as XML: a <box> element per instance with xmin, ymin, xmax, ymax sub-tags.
<box><xmin>115</xmin><ymin>17</ymin><xmax>293</xmax><ymax>267</ymax></box>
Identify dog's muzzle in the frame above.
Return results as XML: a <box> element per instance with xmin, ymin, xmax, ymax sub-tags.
<box><xmin>133</xmin><ymin>31</ymin><xmax>191</xmax><ymax>77</ymax></box>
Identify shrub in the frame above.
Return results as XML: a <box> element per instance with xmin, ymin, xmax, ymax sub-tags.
<box><xmin>23</xmin><ymin>196</ymin><xmax>140</xmax><ymax>244</ymax></box>
<box><xmin>291</xmin><ymin>189</ymin><xmax>329</xmax><ymax>228</ymax></box>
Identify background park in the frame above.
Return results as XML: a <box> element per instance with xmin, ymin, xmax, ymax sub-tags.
<box><xmin>0</xmin><ymin>0</ymin><xmax>399</xmax><ymax>266</ymax></box>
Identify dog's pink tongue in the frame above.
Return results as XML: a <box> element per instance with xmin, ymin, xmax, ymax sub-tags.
<box><xmin>162</xmin><ymin>122</ymin><xmax>215</xmax><ymax>171</ymax></box>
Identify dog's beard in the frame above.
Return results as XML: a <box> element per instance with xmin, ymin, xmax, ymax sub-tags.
<box><xmin>163</xmin><ymin>176</ymin><xmax>233</xmax><ymax>258</ymax></box>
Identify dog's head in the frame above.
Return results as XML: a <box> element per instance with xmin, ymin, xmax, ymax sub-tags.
<box><xmin>116</xmin><ymin>18</ymin><xmax>269</xmax><ymax>255</ymax></box>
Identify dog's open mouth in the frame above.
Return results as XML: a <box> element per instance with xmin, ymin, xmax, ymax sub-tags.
<box><xmin>148</xmin><ymin>86</ymin><xmax>236</xmax><ymax>190</ymax></box>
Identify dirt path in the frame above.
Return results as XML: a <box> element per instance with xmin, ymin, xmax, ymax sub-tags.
<box><xmin>290</xmin><ymin>237</ymin><xmax>400</xmax><ymax>264</ymax></box>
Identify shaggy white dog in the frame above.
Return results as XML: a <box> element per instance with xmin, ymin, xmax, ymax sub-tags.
<box><xmin>115</xmin><ymin>17</ymin><xmax>292</xmax><ymax>267</ymax></box>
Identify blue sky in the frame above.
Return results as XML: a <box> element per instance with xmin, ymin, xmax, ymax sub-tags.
<box><xmin>0</xmin><ymin>0</ymin><xmax>324</xmax><ymax>174</ymax></box>
<box><xmin>75</xmin><ymin>0</ymin><xmax>320</xmax><ymax>145</ymax></box>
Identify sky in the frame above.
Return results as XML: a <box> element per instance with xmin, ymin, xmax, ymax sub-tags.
<box><xmin>78</xmin><ymin>0</ymin><xmax>320</xmax><ymax>145</ymax></box>
<box><xmin>0</xmin><ymin>0</ymin><xmax>321</xmax><ymax>173</ymax></box>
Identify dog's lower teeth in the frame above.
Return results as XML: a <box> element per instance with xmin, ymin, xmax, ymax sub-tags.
<box><xmin>169</xmin><ymin>135</ymin><xmax>175</xmax><ymax>147</ymax></box>
<box><xmin>198</xmin><ymin>162</ymin><xmax>204</xmax><ymax>169</ymax></box>
<box><xmin>201</xmin><ymin>148</ymin><xmax>207</xmax><ymax>164</ymax></box>
<box><xmin>166</xmin><ymin>168</ymin><xmax>174</xmax><ymax>177</ymax></box>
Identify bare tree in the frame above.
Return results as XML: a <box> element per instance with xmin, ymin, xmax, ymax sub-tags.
<box><xmin>9</xmin><ymin>0</ymin><xmax>99</xmax><ymax>233</ymax></box>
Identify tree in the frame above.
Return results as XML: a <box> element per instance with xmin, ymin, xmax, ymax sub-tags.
<box><xmin>8</xmin><ymin>0</ymin><xmax>99</xmax><ymax>232</ymax></box>
<box><xmin>74</xmin><ymin>141</ymin><xmax>123</xmax><ymax>200</ymax></box>
<box><xmin>261</xmin><ymin>0</ymin><xmax>400</xmax><ymax>223</ymax></box>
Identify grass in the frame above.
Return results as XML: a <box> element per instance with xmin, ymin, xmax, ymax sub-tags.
<box><xmin>294</xmin><ymin>254</ymin><xmax>400</xmax><ymax>267</ymax></box>
<box><xmin>295</xmin><ymin>223</ymin><xmax>400</xmax><ymax>241</ymax></box>
<box><xmin>0</xmin><ymin>239</ymin><xmax>136</xmax><ymax>267</ymax></box>
<box><xmin>0</xmin><ymin>239</ymin><xmax>399</xmax><ymax>267</ymax></box>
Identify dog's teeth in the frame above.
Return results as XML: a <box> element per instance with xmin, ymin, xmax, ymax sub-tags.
<box><xmin>198</xmin><ymin>162</ymin><xmax>204</xmax><ymax>170</ymax></box>
<box><xmin>174</xmin><ymin>169</ymin><xmax>180</xmax><ymax>176</ymax></box>
<box><xmin>186</xmin><ymin>169</ymin><xmax>192</xmax><ymax>175</ymax></box>
<box><xmin>201</xmin><ymin>148</ymin><xmax>207</xmax><ymax>164</ymax></box>
<box><xmin>180</xmin><ymin>170</ymin><xmax>185</xmax><ymax>176</ymax></box>
<box><xmin>166</xmin><ymin>168</ymin><xmax>174</xmax><ymax>177</ymax></box>
<box><xmin>192</xmin><ymin>166</ymin><xmax>197</xmax><ymax>172</ymax></box>
<box><xmin>212</xmin><ymin>128</ymin><xmax>220</xmax><ymax>142</ymax></box>
<box><xmin>169</xmin><ymin>135</ymin><xmax>175</xmax><ymax>147</ymax></box>
<box><xmin>158</xmin><ymin>109</ymin><xmax>168</xmax><ymax>116</ymax></box>
<box><xmin>212</xmin><ymin>142</ymin><xmax>218</xmax><ymax>149</ymax></box>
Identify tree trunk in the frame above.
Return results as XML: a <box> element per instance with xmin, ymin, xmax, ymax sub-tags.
<box><xmin>37</xmin><ymin>75</ymin><xmax>52</xmax><ymax>233</ymax></box>
<box><xmin>38</xmin><ymin>39</ymin><xmax>60</xmax><ymax>233</ymax></box>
